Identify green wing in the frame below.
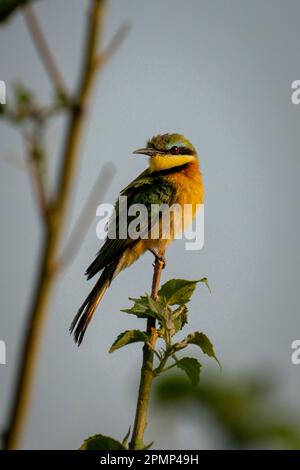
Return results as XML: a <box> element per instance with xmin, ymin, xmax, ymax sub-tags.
<box><xmin>86</xmin><ymin>170</ymin><xmax>176</xmax><ymax>279</ymax></box>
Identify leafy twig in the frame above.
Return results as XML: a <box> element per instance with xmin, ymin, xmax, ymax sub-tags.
<box><xmin>129</xmin><ymin>253</ymin><xmax>165</xmax><ymax>449</ymax></box>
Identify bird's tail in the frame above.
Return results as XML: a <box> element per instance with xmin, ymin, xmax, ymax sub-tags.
<box><xmin>70</xmin><ymin>263</ymin><xmax>117</xmax><ymax>345</ymax></box>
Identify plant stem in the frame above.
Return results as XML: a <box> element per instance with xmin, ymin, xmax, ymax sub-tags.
<box><xmin>130</xmin><ymin>252</ymin><xmax>165</xmax><ymax>449</ymax></box>
<box><xmin>153</xmin><ymin>349</ymin><xmax>174</xmax><ymax>376</ymax></box>
<box><xmin>3</xmin><ymin>0</ymin><xmax>107</xmax><ymax>450</ymax></box>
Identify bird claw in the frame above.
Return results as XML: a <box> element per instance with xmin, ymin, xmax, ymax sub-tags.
<box><xmin>149</xmin><ymin>249</ymin><xmax>166</xmax><ymax>269</ymax></box>
<box><xmin>157</xmin><ymin>256</ymin><xmax>166</xmax><ymax>269</ymax></box>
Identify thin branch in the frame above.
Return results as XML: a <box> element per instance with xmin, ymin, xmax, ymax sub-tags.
<box><xmin>153</xmin><ymin>348</ymin><xmax>173</xmax><ymax>376</ymax></box>
<box><xmin>23</xmin><ymin>4</ymin><xmax>68</xmax><ymax>95</ymax></box>
<box><xmin>130</xmin><ymin>252</ymin><xmax>165</xmax><ymax>450</ymax></box>
<box><xmin>3</xmin><ymin>0</ymin><xmax>108</xmax><ymax>450</ymax></box>
<box><xmin>157</xmin><ymin>361</ymin><xmax>177</xmax><ymax>375</ymax></box>
<box><xmin>55</xmin><ymin>162</ymin><xmax>115</xmax><ymax>271</ymax></box>
<box><xmin>94</xmin><ymin>21</ymin><xmax>130</xmax><ymax>70</ymax></box>
<box><xmin>54</xmin><ymin>0</ymin><xmax>107</xmax><ymax>217</ymax></box>
<box><xmin>0</xmin><ymin>101</ymin><xmax>68</xmax><ymax>125</ymax></box>
<box><xmin>23</xmin><ymin>132</ymin><xmax>49</xmax><ymax>222</ymax></box>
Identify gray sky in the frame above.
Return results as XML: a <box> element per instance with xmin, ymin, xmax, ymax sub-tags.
<box><xmin>0</xmin><ymin>0</ymin><xmax>300</xmax><ymax>449</ymax></box>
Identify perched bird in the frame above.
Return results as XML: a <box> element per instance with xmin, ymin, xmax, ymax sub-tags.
<box><xmin>70</xmin><ymin>133</ymin><xmax>204</xmax><ymax>345</ymax></box>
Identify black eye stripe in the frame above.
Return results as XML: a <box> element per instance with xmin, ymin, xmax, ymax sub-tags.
<box><xmin>147</xmin><ymin>145</ymin><xmax>194</xmax><ymax>155</ymax></box>
<box><xmin>176</xmin><ymin>146</ymin><xmax>194</xmax><ymax>155</ymax></box>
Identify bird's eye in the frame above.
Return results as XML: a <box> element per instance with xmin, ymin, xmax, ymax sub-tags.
<box><xmin>171</xmin><ymin>146</ymin><xmax>180</xmax><ymax>155</ymax></box>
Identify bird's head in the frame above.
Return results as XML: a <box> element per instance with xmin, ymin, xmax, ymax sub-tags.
<box><xmin>133</xmin><ymin>133</ymin><xmax>198</xmax><ymax>172</ymax></box>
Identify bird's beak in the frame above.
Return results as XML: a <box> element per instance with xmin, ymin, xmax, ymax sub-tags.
<box><xmin>133</xmin><ymin>147</ymin><xmax>158</xmax><ymax>157</ymax></box>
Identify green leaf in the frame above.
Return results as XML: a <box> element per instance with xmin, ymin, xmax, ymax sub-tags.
<box><xmin>158</xmin><ymin>278</ymin><xmax>210</xmax><ymax>306</ymax></box>
<box><xmin>12</xmin><ymin>82</ymin><xmax>36</xmax><ymax>121</ymax></box>
<box><xmin>0</xmin><ymin>0</ymin><xmax>34</xmax><ymax>23</ymax></box>
<box><xmin>146</xmin><ymin>296</ymin><xmax>178</xmax><ymax>339</ymax></box>
<box><xmin>14</xmin><ymin>83</ymin><xmax>34</xmax><ymax>106</ymax></box>
<box><xmin>158</xmin><ymin>304</ymin><xmax>188</xmax><ymax>340</ymax></box>
<box><xmin>80</xmin><ymin>434</ymin><xmax>125</xmax><ymax>450</ymax></box>
<box><xmin>200</xmin><ymin>277</ymin><xmax>211</xmax><ymax>293</ymax></box>
<box><xmin>146</xmin><ymin>294</ymin><xmax>167</xmax><ymax>320</ymax></box>
<box><xmin>109</xmin><ymin>329</ymin><xmax>149</xmax><ymax>353</ymax></box>
<box><xmin>173</xmin><ymin>305</ymin><xmax>188</xmax><ymax>333</ymax></box>
<box><xmin>121</xmin><ymin>296</ymin><xmax>156</xmax><ymax>319</ymax></box>
<box><xmin>188</xmin><ymin>332</ymin><xmax>221</xmax><ymax>369</ymax></box>
<box><xmin>176</xmin><ymin>357</ymin><xmax>201</xmax><ymax>386</ymax></box>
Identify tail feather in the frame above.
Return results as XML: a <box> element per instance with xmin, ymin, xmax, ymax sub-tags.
<box><xmin>70</xmin><ymin>263</ymin><xmax>116</xmax><ymax>345</ymax></box>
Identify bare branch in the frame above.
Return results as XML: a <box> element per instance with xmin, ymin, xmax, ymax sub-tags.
<box><xmin>23</xmin><ymin>132</ymin><xmax>49</xmax><ymax>222</ymax></box>
<box><xmin>56</xmin><ymin>162</ymin><xmax>115</xmax><ymax>271</ymax></box>
<box><xmin>4</xmin><ymin>0</ymin><xmax>109</xmax><ymax>450</ymax></box>
<box><xmin>0</xmin><ymin>101</ymin><xmax>68</xmax><ymax>125</ymax></box>
<box><xmin>94</xmin><ymin>21</ymin><xmax>131</xmax><ymax>70</ymax></box>
<box><xmin>23</xmin><ymin>4</ymin><xmax>68</xmax><ymax>95</ymax></box>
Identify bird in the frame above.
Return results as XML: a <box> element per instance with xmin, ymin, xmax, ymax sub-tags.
<box><xmin>70</xmin><ymin>133</ymin><xmax>204</xmax><ymax>345</ymax></box>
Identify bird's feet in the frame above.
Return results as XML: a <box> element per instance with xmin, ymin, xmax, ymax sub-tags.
<box><xmin>149</xmin><ymin>249</ymin><xmax>166</xmax><ymax>269</ymax></box>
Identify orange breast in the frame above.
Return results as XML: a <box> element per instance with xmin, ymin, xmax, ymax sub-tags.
<box><xmin>160</xmin><ymin>160</ymin><xmax>204</xmax><ymax>239</ymax></box>
<box><xmin>168</xmin><ymin>160</ymin><xmax>204</xmax><ymax>208</ymax></box>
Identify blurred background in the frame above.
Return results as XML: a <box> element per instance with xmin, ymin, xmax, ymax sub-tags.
<box><xmin>0</xmin><ymin>0</ymin><xmax>300</xmax><ymax>449</ymax></box>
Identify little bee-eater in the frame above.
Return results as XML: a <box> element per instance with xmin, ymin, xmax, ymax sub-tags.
<box><xmin>71</xmin><ymin>133</ymin><xmax>204</xmax><ymax>344</ymax></box>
